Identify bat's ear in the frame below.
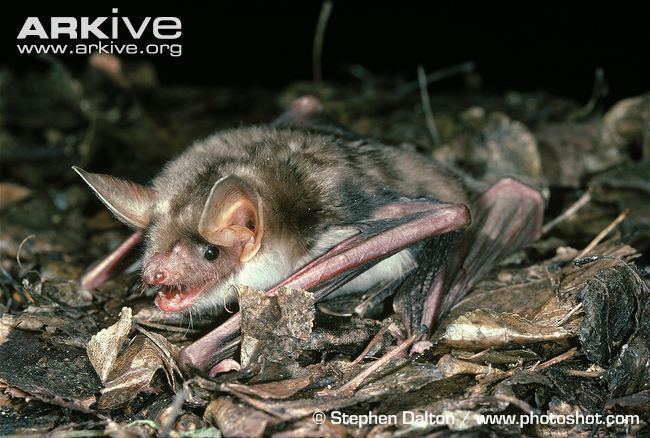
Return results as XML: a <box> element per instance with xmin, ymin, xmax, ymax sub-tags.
<box><xmin>198</xmin><ymin>175</ymin><xmax>264</xmax><ymax>263</ymax></box>
<box><xmin>73</xmin><ymin>166</ymin><xmax>157</xmax><ymax>229</ymax></box>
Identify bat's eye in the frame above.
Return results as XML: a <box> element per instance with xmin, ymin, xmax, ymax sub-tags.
<box><xmin>204</xmin><ymin>245</ymin><xmax>220</xmax><ymax>261</ymax></box>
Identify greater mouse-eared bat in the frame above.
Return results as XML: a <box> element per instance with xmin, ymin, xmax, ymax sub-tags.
<box><xmin>75</xmin><ymin>96</ymin><xmax>544</xmax><ymax>374</ymax></box>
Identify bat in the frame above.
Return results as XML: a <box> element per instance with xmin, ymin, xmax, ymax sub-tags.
<box><xmin>74</xmin><ymin>96</ymin><xmax>544</xmax><ymax>374</ymax></box>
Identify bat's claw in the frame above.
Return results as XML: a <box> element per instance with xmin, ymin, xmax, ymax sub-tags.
<box><xmin>411</xmin><ymin>340</ymin><xmax>433</xmax><ymax>355</ymax></box>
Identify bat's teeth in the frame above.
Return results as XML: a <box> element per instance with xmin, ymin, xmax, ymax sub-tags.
<box><xmin>157</xmin><ymin>284</ymin><xmax>192</xmax><ymax>301</ymax></box>
<box><xmin>161</xmin><ymin>285</ymin><xmax>181</xmax><ymax>297</ymax></box>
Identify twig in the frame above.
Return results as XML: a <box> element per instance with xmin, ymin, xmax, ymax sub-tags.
<box><xmin>491</xmin><ymin>394</ymin><xmax>540</xmax><ymax>416</ymax></box>
<box><xmin>76</xmin><ymin>114</ymin><xmax>98</xmax><ymax>165</ymax></box>
<box><xmin>568</xmin><ymin>67</ymin><xmax>609</xmax><ymax>120</ymax></box>
<box><xmin>16</xmin><ymin>234</ymin><xmax>35</xmax><ymax>269</ymax></box>
<box><xmin>563</xmin><ymin>368</ymin><xmax>605</xmax><ymax>378</ymax></box>
<box><xmin>544</xmin><ymin>266</ymin><xmax>560</xmax><ymax>296</ymax></box>
<box><xmin>542</xmin><ymin>191</ymin><xmax>592</xmax><ymax>234</ymax></box>
<box><xmin>318</xmin><ymin>335</ymin><xmax>417</xmax><ymax>397</ymax></box>
<box><xmin>417</xmin><ymin>66</ymin><xmax>441</xmax><ymax>147</ymax></box>
<box><xmin>466</xmin><ymin>347</ymin><xmax>495</xmax><ymax>361</ymax></box>
<box><xmin>393</xmin><ymin>61</ymin><xmax>476</xmax><ymax>98</ymax></box>
<box><xmin>576</xmin><ymin>209</ymin><xmax>628</xmax><ymax>259</ymax></box>
<box><xmin>531</xmin><ymin>347</ymin><xmax>578</xmax><ymax>372</ymax></box>
<box><xmin>555</xmin><ymin>302</ymin><xmax>584</xmax><ymax>327</ymax></box>
<box><xmin>312</xmin><ymin>1</ymin><xmax>333</xmax><ymax>83</ymax></box>
<box><xmin>159</xmin><ymin>389</ymin><xmax>185</xmax><ymax>437</ymax></box>
<box><xmin>348</xmin><ymin>323</ymin><xmax>390</xmax><ymax>368</ymax></box>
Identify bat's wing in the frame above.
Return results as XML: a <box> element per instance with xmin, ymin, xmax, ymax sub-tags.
<box><xmin>180</xmin><ymin>178</ymin><xmax>544</xmax><ymax>374</ymax></box>
<box><xmin>379</xmin><ymin>178</ymin><xmax>544</xmax><ymax>344</ymax></box>
<box><xmin>79</xmin><ymin>231</ymin><xmax>142</xmax><ymax>291</ymax></box>
<box><xmin>394</xmin><ymin>178</ymin><xmax>544</xmax><ymax>354</ymax></box>
<box><xmin>179</xmin><ymin>199</ymin><xmax>471</xmax><ymax>374</ymax></box>
<box><xmin>439</xmin><ymin>178</ymin><xmax>545</xmax><ymax>317</ymax></box>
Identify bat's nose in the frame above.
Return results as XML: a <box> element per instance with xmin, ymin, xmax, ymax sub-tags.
<box><xmin>145</xmin><ymin>270</ymin><xmax>168</xmax><ymax>285</ymax></box>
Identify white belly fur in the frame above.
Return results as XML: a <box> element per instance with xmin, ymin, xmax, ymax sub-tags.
<box><xmin>193</xmin><ymin>230</ymin><xmax>416</xmax><ymax>315</ymax></box>
<box><xmin>330</xmin><ymin>248</ymin><xmax>416</xmax><ymax>297</ymax></box>
<box><xmin>302</xmin><ymin>227</ymin><xmax>416</xmax><ymax>298</ymax></box>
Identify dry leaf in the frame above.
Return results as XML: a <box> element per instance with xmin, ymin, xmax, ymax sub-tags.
<box><xmin>204</xmin><ymin>397</ymin><xmax>277</xmax><ymax>437</ymax></box>
<box><xmin>86</xmin><ymin>307</ymin><xmax>132</xmax><ymax>383</ymax></box>
<box><xmin>98</xmin><ymin>332</ymin><xmax>180</xmax><ymax>410</ymax></box>
<box><xmin>441</xmin><ymin>309</ymin><xmax>573</xmax><ymax>349</ymax></box>
<box><xmin>239</xmin><ymin>286</ymin><xmax>315</xmax><ymax>366</ymax></box>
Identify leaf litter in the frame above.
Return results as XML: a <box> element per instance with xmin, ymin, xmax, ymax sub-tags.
<box><xmin>0</xmin><ymin>56</ymin><xmax>648</xmax><ymax>436</ymax></box>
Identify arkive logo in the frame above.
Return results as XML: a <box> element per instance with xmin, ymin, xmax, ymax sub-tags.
<box><xmin>16</xmin><ymin>8</ymin><xmax>183</xmax><ymax>58</ymax></box>
<box><xmin>17</xmin><ymin>8</ymin><xmax>182</xmax><ymax>40</ymax></box>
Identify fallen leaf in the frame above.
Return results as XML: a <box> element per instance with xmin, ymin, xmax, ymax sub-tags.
<box><xmin>441</xmin><ymin>309</ymin><xmax>573</xmax><ymax>349</ymax></box>
<box><xmin>86</xmin><ymin>307</ymin><xmax>132</xmax><ymax>383</ymax></box>
<box><xmin>203</xmin><ymin>397</ymin><xmax>277</xmax><ymax>437</ymax></box>
<box><xmin>98</xmin><ymin>332</ymin><xmax>180</xmax><ymax>410</ymax></box>
<box><xmin>239</xmin><ymin>286</ymin><xmax>315</xmax><ymax>366</ymax></box>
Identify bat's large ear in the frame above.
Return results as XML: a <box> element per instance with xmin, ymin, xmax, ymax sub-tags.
<box><xmin>73</xmin><ymin>166</ymin><xmax>157</xmax><ymax>229</ymax></box>
<box><xmin>198</xmin><ymin>175</ymin><xmax>264</xmax><ymax>263</ymax></box>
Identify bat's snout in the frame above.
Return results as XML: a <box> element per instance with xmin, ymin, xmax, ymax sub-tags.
<box><xmin>144</xmin><ymin>269</ymin><xmax>169</xmax><ymax>285</ymax></box>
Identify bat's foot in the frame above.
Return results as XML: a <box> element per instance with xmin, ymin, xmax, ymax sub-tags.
<box><xmin>290</xmin><ymin>95</ymin><xmax>324</xmax><ymax>116</ymax></box>
<box><xmin>411</xmin><ymin>340</ymin><xmax>433</xmax><ymax>354</ymax></box>
<box><xmin>209</xmin><ymin>358</ymin><xmax>241</xmax><ymax>376</ymax></box>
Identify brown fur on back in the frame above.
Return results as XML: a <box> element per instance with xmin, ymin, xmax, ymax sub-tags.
<box><xmin>146</xmin><ymin>126</ymin><xmax>470</xmax><ymax>261</ymax></box>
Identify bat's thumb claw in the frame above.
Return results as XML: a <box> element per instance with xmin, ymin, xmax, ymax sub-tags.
<box><xmin>410</xmin><ymin>340</ymin><xmax>433</xmax><ymax>355</ymax></box>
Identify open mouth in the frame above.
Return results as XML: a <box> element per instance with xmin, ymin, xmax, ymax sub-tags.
<box><xmin>154</xmin><ymin>282</ymin><xmax>211</xmax><ymax>312</ymax></box>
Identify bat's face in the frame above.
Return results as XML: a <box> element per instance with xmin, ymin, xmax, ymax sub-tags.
<box><xmin>74</xmin><ymin>167</ymin><xmax>271</xmax><ymax>314</ymax></box>
<box><xmin>143</xmin><ymin>237</ymin><xmax>240</xmax><ymax>312</ymax></box>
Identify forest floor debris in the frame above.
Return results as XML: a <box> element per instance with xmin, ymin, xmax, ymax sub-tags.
<box><xmin>1</xmin><ymin>58</ymin><xmax>649</xmax><ymax>436</ymax></box>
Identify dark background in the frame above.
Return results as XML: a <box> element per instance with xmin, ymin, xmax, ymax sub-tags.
<box><xmin>1</xmin><ymin>2</ymin><xmax>649</xmax><ymax>104</ymax></box>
